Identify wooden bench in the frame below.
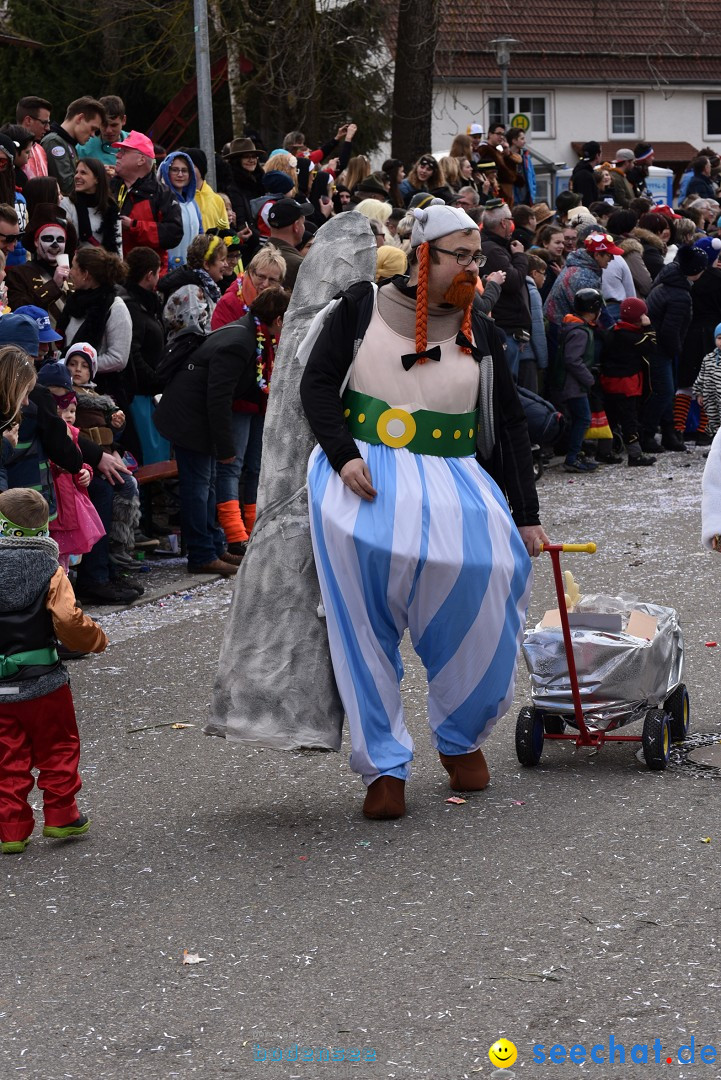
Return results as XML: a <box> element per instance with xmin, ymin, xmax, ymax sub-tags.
<box><xmin>135</xmin><ymin>459</ymin><xmax>180</xmax><ymax>542</ymax></box>
<box><xmin>135</xmin><ymin>460</ymin><xmax>178</xmax><ymax>485</ymax></box>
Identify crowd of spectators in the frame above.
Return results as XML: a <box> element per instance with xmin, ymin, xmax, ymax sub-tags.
<box><xmin>1</xmin><ymin>91</ymin><xmax>720</xmax><ymax>602</ymax></box>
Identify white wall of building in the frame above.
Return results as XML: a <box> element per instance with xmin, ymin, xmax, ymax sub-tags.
<box><xmin>428</xmin><ymin>83</ymin><xmax>721</xmax><ymax>165</ymax></box>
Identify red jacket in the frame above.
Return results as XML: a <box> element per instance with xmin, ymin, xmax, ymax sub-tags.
<box><xmin>115</xmin><ymin>172</ymin><xmax>183</xmax><ymax>273</ymax></box>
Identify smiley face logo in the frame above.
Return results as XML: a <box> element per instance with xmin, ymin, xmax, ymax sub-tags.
<box><xmin>488</xmin><ymin>1038</ymin><xmax>518</xmax><ymax>1068</ymax></box>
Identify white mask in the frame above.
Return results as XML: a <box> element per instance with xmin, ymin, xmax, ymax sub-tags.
<box><xmin>35</xmin><ymin>229</ymin><xmax>66</xmax><ymax>264</ymax></box>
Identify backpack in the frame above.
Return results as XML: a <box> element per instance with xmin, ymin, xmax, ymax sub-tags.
<box><xmin>516</xmin><ymin>385</ymin><xmax>565</xmax><ymax>446</ymax></box>
<box><xmin>155</xmin><ymin>330</ymin><xmax>206</xmax><ymax>388</ymax></box>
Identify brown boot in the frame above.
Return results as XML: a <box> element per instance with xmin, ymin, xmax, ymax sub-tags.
<box><xmin>439</xmin><ymin>748</ymin><xmax>490</xmax><ymax>792</ymax></box>
<box><xmin>362</xmin><ymin>776</ymin><xmax>406</xmax><ymax>820</ymax></box>
<box><xmin>187</xmin><ymin>558</ymin><xmax>238</xmax><ymax>577</ymax></box>
<box><xmin>220</xmin><ymin>550</ymin><xmax>244</xmax><ymax>566</ymax></box>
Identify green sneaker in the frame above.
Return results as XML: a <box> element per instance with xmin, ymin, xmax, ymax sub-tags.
<box><xmin>2</xmin><ymin>837</ymin><xmax>30</xmax><ymax>854</ymax></box>
<box><xmin>43</xmin><ymin>814</ymin><xmax>91</xmax><ymax>839</ymax></box>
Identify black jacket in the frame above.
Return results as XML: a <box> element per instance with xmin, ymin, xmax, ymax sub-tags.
<box><xmin>687</xmin><ymin>175</ymin><xmax>717</xmax><ymax>200</ymax></box>
<box><xmin>153</xmin><ymin>318</ymin><xmax>257</xmax><ymax>458</ymax></box>
<box><xmin>600</xmin><ymin>325</ymin><xmax>656</xmax><ymax>380</ymax></box>
<box><xmin>480</xmin><ymin>231</ymin><xmax>531</xmax><ymax>331</ymax></box>
<box><xmin>571</xmin><ymin>160</ymin><xmax>599</xmax><ymax>207</ymax></box>
<box><xmin>680</xmin><ymin>265</ymin><xmax>721</xmax><ymax>382</ymax></box>
<box><xmin>120</xmin><ymin>283</ymin><xmax>166</xmax><ymax>396</ymax></box>
<box><xmin>5</xmin><ymin>386</ymin><xmax>83</xmax><ymax>516</ymax></box>
<box><xmin>647</xmin><ymin>262</ymin><xmax>693</xmax><ymax>357</ymax></box>
<box><xmin>299</xmin><ymin>280</ymin><xmax>540</xmax><ymax>527</ymax></box>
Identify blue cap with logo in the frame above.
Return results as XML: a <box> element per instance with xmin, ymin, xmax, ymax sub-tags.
<box><xmin>13</xmin><ymin>305</ymin><xmax>63</xmax><ymax>342</ymax></box>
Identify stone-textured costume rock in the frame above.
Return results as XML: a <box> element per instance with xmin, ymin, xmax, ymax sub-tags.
<box><xmin>205</xmin><ymin>213</ymin><xmax>377</xmax><ymax>748</ymax></box>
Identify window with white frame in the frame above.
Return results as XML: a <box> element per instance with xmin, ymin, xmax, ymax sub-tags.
<box><xmin>487</xmin><ymin>94</ymin><xmax>552</xmax><ymax>137</ymax></box>
<box><xmin>705</xmin><ymin>97</ymin><xmax>721</xmax><ymax>139</ymax></box>
<box><xmin>609</xmin><ymin>94</ymin><xmax>641</xmax><ymax>138</ymax></box>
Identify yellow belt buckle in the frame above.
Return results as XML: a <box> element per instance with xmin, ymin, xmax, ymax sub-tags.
<box><xmin>376</xmin><ymin>407</ymin><xmax>417</xmax><ymax>448</ymax></box>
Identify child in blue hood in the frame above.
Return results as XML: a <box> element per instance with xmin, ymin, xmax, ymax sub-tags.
<box><xmin>158</xmin><ymin>151</ymin><xmax>203</xmax><ymax>270</ymax></box>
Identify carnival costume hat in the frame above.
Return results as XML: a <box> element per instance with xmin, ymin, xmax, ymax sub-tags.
<box><xmin>409</xmin><ymin>199</ymin><xmax>479</xmax><ymax>357</ymax></box>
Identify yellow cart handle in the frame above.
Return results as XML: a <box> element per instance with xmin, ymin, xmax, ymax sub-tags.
<box><xmin>540</xmin><ymin>542</ymin><xmax>597</xmax><ymax>553</ymax></box>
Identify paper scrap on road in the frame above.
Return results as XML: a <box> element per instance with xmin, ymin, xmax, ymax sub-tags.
<box><xmin>182</xmin><ymin>950</ymin><xmax>207</xmax><ymax>965</ymax></box>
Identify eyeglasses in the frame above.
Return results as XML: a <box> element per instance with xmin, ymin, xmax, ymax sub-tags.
<box><xmin>0</xmin><ymin>231</ymin><xmax>19</xmax><ymax>241</ymax></box>
<box><xmin>252</xmin><ymin>272</ymin><xmax>282</xmax><ymax>285</ymax></box>
<box><xmin>168</xmin><ymin>166</ymin><xmax>189</xmax><ymax>174</ymax></box>
<box><xmin>430</xmin><ymin>246</ymin><xmax>486</xmax><ymax>268</ymax></box>
<box><xmin>27</xmin><ymin>114</ymin><xmax>51</xmax><ymax>129</ymax></box>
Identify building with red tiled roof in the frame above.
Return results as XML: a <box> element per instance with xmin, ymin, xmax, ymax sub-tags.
<box><xmin>398</xmin><ymin>0</ymin><xmax>721</xmax><ymax>199</ymax></box>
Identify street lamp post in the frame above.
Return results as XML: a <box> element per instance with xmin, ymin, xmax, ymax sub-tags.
<box><xmin>194</xmin><ymin>0</ymin><xmax>216</xmax><ymax>190</ymax></box>
<box><xmin>489</xmin><ymin>36</ymin><xmax>520</xmax><ymax>128</ymax></box>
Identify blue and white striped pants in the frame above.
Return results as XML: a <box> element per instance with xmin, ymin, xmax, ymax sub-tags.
<box><xmin>308</xmin><ymin>440</ymin><xmax>533</xmax><ymax>786</ymax></box>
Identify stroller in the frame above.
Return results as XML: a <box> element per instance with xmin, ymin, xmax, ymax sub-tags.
<box><xmin>517</xmin><ymin>385</ymin><xmax>565</xmax><ymax>481</ymax></box>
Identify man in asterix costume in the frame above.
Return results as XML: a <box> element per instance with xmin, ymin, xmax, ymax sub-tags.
<box><xmin>300</xmin><ymin>200</ymin><xmax>549</xmax><ymax>820</ymax></box>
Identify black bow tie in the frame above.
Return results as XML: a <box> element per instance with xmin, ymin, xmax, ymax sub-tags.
<box><xmin>401</xmin><ymin>345</ymin><xmax>442</xmax><ymax>371</ymax></box>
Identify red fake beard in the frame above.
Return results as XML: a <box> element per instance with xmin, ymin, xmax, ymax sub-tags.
<box><xmin>443</xmin><ymin>270</ymin><xmax>477</xmax><ymax>309</ymax></box>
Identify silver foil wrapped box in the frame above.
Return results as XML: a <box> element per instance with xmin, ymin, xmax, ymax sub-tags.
<box><xmin>521</xmin><ymin>594</ymin><xmax>684</xmax><ymax>730</ymax></box>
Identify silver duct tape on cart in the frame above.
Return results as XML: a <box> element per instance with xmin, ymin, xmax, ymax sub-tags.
<box><xmin>521</xmin><ymin>595</ymin><xmax>684</xmax><ymax>731</ymax></box>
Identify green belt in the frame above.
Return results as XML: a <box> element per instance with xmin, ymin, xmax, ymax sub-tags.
<box><xmin>343</xmin><ymin>389</ymin><xmax>478</xmax><ymax>457</ymax></box>
<box><xmin>0</xmin><ymin>647</ymin><xmax>59</xmax><ymax>680</ymax></box>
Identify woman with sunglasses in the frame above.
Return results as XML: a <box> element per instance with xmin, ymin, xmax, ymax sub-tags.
<box><xmin>158</xmin><ymin>150</ymin><xmax>203</xmax><ymax>270</ymax></box>
<box><xmin>399</xmin><ymin>154</ymin><xmax>444</xmax><ymax>207</ymax></box>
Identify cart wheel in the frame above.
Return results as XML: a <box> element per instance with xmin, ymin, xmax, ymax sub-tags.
<box><xmin>516</xmin><ymin>706</ymin><xmax>544</xmax><ymax>767</ymax></box>
<box><xmin>642</xmin><ymin>709</ymin><xmax>671</xmax><ymax>771</ymax></box>
<box><xmin>665</xmin><ymin>683</ymin><xmax>690</xmax><ymax>743</ymax></box>
<box><xmin>543</xmin><ymin>714</ymin><xmax>567</xmax><ymax>735</ymax></box>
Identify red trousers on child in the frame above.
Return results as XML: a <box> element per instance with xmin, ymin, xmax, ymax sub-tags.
<box><xmin>0</xmin><ymin>683</ymin><xmax>82</xmax><ymax>843</ymax></box>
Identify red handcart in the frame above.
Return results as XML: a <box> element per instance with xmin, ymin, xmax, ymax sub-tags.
<box><xmin>516</xmin><ymin>543</ymin><xmax>689</xmax><ymax>771</ymax></box>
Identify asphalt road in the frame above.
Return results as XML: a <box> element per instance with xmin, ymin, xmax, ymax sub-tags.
<box><xmin>3</xmin><ymin>447</ymin><xmax>721</xmax><ymax>1080</ymax></box>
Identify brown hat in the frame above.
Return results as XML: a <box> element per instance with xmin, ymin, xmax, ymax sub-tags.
<box><xmin>355</xmin><ymin>174</ymin><xmax>388</xmax><ymax>197</ymax></box>
<box><xmin>530</xmin><ymin>202</ymin><xmax>554</xmax><ymax>226</ymax></box>
<box><xmin>223</xmin><ymin>138</ymin><xmax>267</xmax><ymax>162</ymax></box>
